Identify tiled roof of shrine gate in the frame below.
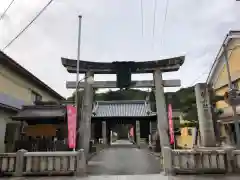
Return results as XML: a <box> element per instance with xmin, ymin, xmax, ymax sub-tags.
<box><xmin>92</xmin><ymin>100</ymin><xmax>155</xmax><ymax>118</ymax></box>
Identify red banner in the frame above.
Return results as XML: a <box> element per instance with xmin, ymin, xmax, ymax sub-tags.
<box><xmin>168</xmin><ymin>104</ymin><xmax>174</xmax><ymax>145</ymax></box>
<box><xmin>67</xmin><ymin>105</ymin><xmax>77</xmax><ymax>149</ymax></box>
<box><xmin>129</xmin><ymin>127</ymin><xmax>134</xmax><ymax>137</ymax></box>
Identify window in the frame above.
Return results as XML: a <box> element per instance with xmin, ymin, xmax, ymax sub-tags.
<box><xmin>31</xmin><ymin>90</ymin><xmax>42</xmax><ymax>103</ymax></box>
<box><xmin>187</xmin><ymin>129</ymin><xmax>192</xmax><ymax>136</ymax></box>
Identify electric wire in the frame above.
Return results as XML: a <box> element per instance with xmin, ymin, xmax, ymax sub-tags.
<box><xmin>189</xmin><ymin>69</ymin><xmax>209</xmax><ymax>87</ymax></box>
<box><xmin>2</xmin><ymin>0</ymin><xmax>54</xmax><ymax>50</ymax></box>
<box><xmin>0</xmin><ymin>0</ymin><xmax>15</xmax><ymax>21</ymax></box>
<box><xmin>159</xmin><ymin>0</ymin><xmax>169</xmax><ymax>47</ymax></box>
<box><xmin>140</xmin><ymin>0</ymin><xmax>144</xmax><ymax>36</ymax></box>
<box><xmin>152</xmin><ymin>0</ymin><xmax>157</xmax><ymax>37</ymax></box>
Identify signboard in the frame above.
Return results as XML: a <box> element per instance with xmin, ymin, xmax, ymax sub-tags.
<box><xmin>200</xmin><ymin>91</ymin><xmax>209</xmax><ymax>110</ymax></box>
<box><xmin>168</xmin><ymin>104</ymin><xmax>174</xmax><ymax>145</ymax></box>
<box><xmin>202</xmin><ymin>99</ymin><xmax>209</xmax><ymax>110</ymax></box>
<box><xmin>67</xmin><ymin>105</ymin><xmax>77</xmax><ymax>149</ymax></box>
<box><xmin>24</xmin><ymin>125</ymin><xmax>56</xmax><ymax>137</ymax></box>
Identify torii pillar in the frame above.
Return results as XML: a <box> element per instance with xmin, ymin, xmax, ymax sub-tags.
<box><xmin>153</xmin><ymin>69</ymin><xmax>170</xmax><ymax>147</ymax></box>
<box><xmin>153</xmin><ymin>69</ymin><xmax>172</xmax><ymax>173</ymax></box>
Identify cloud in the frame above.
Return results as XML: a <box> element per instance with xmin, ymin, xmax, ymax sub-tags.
<box><xmin>0</xmin><ymin>0</ymin><xmax>240</xmax><ymax>98</ymax></box>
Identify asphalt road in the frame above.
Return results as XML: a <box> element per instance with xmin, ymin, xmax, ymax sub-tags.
<box><xmin>87</xmin><ymin>140</ymin><xmax>161</xmax><ymax>175</ymax></box>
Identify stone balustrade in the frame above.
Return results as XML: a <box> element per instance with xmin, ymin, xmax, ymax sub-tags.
<box><xmin>0</xmin><ymin>149</ymin><xmax>86</xmax><ymax>177</ymax></box>
<box><xmin>0</xmin><ymin>153</ymin><xmax>16</xmax><ymax>175</ymax></box>
<box><xmin>232</xmin><ymin>150</ymin><xmax>240</xmax><ymax>172</ymax></box>
<box><xmin>162</xmin><ymin>147</ymin><xmax>240</xmax><ymax>175</ymax></box>
<box><xmin>171</xmin><ymin>149</ymin><xmax>227</xmax><ymax>174</ymax></box>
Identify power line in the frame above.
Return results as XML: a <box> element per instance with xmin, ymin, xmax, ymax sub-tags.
<box><xmin>188</xmin><ymin>65</ymin><xmax>212</xmax><ymax>87</ymax></box>
<box><xmin>159</xmin><ymin>0</ymin><xmax>169</xmax><ymax>47</ymax></box>
<box><xmin>0</xmin><ymin>0</ymin><xmax>15</xmax><ymax>21</ymax></box>
<box><xmin>140</xmin><ymin>0</ymin><xmax>144</xmax><ymax>36</ymax></box>
<box><xmin>179</xmin><ymin>64</ymin><xmax>211</xmax><ymax>89</ymax></box>
<box><xmin>188</xmin><ymin>57</ymin><xmax>221</xmax><ymax>88</ymax></box>
<box><xmin>152</xmin><ymin>0</ymin><xmax>157</xmax><ymax>37</ymax></box>
<box><xmin>189</xmin><ymin>70</ymin><xmax>208</xmax><ymax>87</ymax></box>
<box><xmin>2</xmin><ymin>0</ymin><xmax>54</xmax><ymax>50</ymax></box>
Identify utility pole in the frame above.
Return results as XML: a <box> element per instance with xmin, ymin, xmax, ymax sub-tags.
<box><xmin>223</xmin><ymin>44</ymin><xmax>240</xmax><ymax>148</ymax></box>
<box><xmin>75</xmin><ymin>15</ymin><xmax>82</xmax><ymax>150</ymax></box>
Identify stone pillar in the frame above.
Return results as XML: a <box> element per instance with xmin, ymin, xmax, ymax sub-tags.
<box><xmin>195</xmin><ymin>83</ymin><xmax>216</xmax><ymax>147</ymax></box>
<box><xmin>162</xmin><ymin>147</ymin><xmax>173</xmax><ymax>175</ymax></box>
<box><xmin>153</xmin><ymin>69</ymin><xmax>170</xmax><ymax>149</ymax></box>
<box><xmin>153</xmin><ymin>69</ymin><xmax>172</xmax><ymax>173</ymax></box>
<box><xmin>102</xmin><ymin>121</ymin><xmax>107</xmax><ymax>145</ymax></box>
<box><xmin>149</xmin><ymin>121</ymin><xmax>152</xmax><ymax>134</ymax></box>
<box><xmin>136</xmin><ymin>120</ymin><xmax>140</xmax><ymax>147</ymax></box>
<box><xmin>14</xmin><ymin>149</ymin><xmax>27</xmax><ymax>177</ymax></box>
<box><xmin>149</xmin><ymin>134</ymin><xmax>152</xmax><ymax>146</ymax></box>
<box><xmin>149</xmin><ymin>121</ymin><xmax>152</xmax><ymax>145</ymax></box>
<box><xmin>79</xmin><ymin>71</ymin><xmax>94</xmax><ymax>157</ymax></box>
<box><xmin>75</xmin><ymin>149</ymin><xmax>86</xmax><ymax>176</ymax></box>
<box><xmin>110</xmin><ymin>130</ymin><xmax>113</xmax><ymax>145</ymax></box>
<box><xmin>91</xmin><ymin>123</ymin><xmax>95</xmax><ymax>142</ymax></box>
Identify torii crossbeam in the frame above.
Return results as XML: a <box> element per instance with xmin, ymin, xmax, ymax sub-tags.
<box><xmin>66</xmin><ymin>80</ymin><xmax>181</xmax><ymax>89</ymax></box>
<box><xmin>61</xmin><ymin>56</ymin><xmax>184</xmax><ymax>74</ymax></box>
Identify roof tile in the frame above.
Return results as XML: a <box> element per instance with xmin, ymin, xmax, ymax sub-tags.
<box><xmin>92</xmin><ymin>100</ymin><xmax>153</xmax><ymax>117</ymax></box>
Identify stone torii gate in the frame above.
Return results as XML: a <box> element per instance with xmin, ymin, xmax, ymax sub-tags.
<box><xmin>61</xmin><ymin>56</ymin><xmax>185</xmax><ymax>170</ymax></box>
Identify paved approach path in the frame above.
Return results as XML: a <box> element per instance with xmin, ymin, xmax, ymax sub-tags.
<box><xmin>87</xmin><ymin>140</ymin><xmax>161</xmax><ymax>175</ymax></box>
<box><xmin>2</xmin><ymin>175</ymin><xmax>240</xmax><ymax>180</ymax></box>
<box><xmin>3</xmin><ymin>174</ymin><xmax>239</xmax><ymax>180</ymax></box>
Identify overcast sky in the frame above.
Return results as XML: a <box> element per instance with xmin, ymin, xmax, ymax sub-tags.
<box><xmin>1</xmin><ymin>0</ymin><xmax>240</xmax><ymax>98</ymax></box>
